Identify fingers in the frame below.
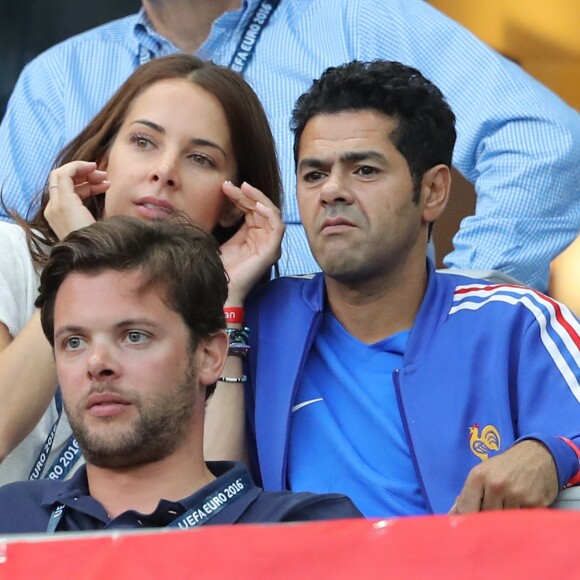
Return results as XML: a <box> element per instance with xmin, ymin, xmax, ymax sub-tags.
<box><xmin>74</xmin><ymin>179</ymin><xmax>110</xmax><ymax>199</ymax></box>
<box><xmin>450</xmin><ymin>441</ymin><xmax>559</xmax><ymax>514</ymax></box>
<box><xmin>222</xmin><ymin>181</ymin><xmax>284</xmax><ymax>241</ymax></box>
<box><xmin>49</xmin><ymin>161</ymin><xmax>110</xmax><ymax>200</ymax></box>
<box><xmin>480</xmin><ymin>488</ymin><xmax>505</xmax><ymax>511</ymax></box>
<box><xmin>239</xmin><ymin>181</ymin><xmax>279</xmax><ymax>211</ymax></box>
<box><xmin>222</xmin><ymin>180</ymin><xmax>280</xmax><ymax>214</ymax></box>
<box><xmin>447</xmin><ymin>499</ymin><xmax>458</xmax><ymax>515</ymax></box>
<box><xmin>452</xmin><ymin>474</ymin><xmax>484</xmax><ymax>514</ymax></box>
<box><xmin>219</xmin><ymin>180</ymin><xmax>284</xmax><ymax>304</ymax></box>
<box><xmin>45</xmin><ymin>161</ymin><xmax>103</xmax><ymax>239</ymax></box>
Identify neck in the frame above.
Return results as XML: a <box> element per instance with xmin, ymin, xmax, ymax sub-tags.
<box><xmin>86</xmin><ymin>440</ymin><xmax>214</xmax><ymax>519</ymax></box>
<box><xmin>142</xmin><ymin>0</ymin><xmax>243</xmax><ymax>52</ymax></box>
<box><xmin>325</xmin><ymin>256</ymin><xmax>428</xmax><ymax>344</ymax></box>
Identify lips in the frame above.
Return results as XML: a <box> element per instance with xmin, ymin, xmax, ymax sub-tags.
<box><xmin>134</xmin><ymin>196</ymin><xmax>176</xmax><ymax>219</ymax></box>
<box><xmin>86</xmin><ymin>392</ymin><xmax>131</xmax><ymax>418</ymax></box>
<box><xmin>320</xmin><ymin>216</ymin><xmax>357</xmax><ymax>234</ymax></box>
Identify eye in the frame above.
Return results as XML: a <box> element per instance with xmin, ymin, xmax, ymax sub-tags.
<box><xmin>355</xmin><ymin>165</ymin><xmax>379</xmax><ymax>176</ymax></box>
<box><xmin>64</xmin><ymin>336</ymin><xmax>86</xmax><ymax>351</ymax></box>
<box><xmin>302</xmin><ymin>171</ymin><xmax>325</xmax><ymax>183</ymax></box>
<box><xmin>189</xmin><ymin>153</ymin><xmax>214</xmax><ymax>167</ymax></box>
<box><xmin>124</xmin><ymin>330</ymin><xmax>150</xmax><ymax>345</ymax></box>
<box><xmin>129</xmin><ymin>132</ymin><xmax>154</xmax><ymax>150</ymax></box>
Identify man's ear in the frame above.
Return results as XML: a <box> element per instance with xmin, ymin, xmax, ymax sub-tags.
<box><xmin>218</xmin><ymin>201</ymin><xmax>244</xmax><ymax>228</ymax></box>
<box><xmin>197</xmin><ymin>331</ymin><xmax>229</xmax><ymax>386</ymax></box>
<box><xmin>421</xmin><ymin>164</ymin><xmax>450</xmax><ymax>224</ymax></box>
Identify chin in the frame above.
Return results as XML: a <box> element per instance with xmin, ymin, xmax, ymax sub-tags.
<box><xmin>318</xmin><ymin>257</ymin><xmax>353</xmax><ymax>278</ymax></box>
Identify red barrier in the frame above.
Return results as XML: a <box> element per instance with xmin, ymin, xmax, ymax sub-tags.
<box><xmin>1</xmin><ymin>510</ymin><xmax>578</xmax><ymax>579</ymax></box>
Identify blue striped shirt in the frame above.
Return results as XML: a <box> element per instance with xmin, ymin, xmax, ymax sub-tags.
<box><xmin>0</xmin><ymin>0</ymin><xmax>579</xmax><ymax>290</ymax></box>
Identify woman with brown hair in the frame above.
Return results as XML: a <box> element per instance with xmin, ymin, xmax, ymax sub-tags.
<box><xmin>0</xmin><ymin>53</ymin><xmax>284</xmax><ymax>484</ymax></box>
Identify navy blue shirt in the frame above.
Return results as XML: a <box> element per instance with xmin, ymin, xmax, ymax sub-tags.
<box><xmin>0</xmin><ymin>461</ymin><xmax>361</xmax><ymax>533</ymax></box>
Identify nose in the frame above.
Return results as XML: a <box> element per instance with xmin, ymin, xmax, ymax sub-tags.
<box><xmin>320</xmin><ymin>171</ymin><xmax>354</xmax><ymax>206</ymax></box>
<box><xmin>150</xmin><ymin>152</ymin><xmax>180</xmax><ymax>190</ymax></box>
<box><xmin>86</xmin><ymin>342</ymin><xmax>119</xmax><ymax>381</ymax></box>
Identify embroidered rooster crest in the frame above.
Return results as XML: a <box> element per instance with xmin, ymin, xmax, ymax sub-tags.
<box><xmin>469</xmin><ymin>424</ymin><xmax>501</xmax><ymax>461</ymax></box>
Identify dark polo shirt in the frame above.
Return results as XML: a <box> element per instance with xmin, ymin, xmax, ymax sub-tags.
<box><xmin>0</xmin><ymin>461</ymin><xmax>361</xmax><ymax>533</ymax></box>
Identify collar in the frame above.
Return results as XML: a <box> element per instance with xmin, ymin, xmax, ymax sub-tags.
<box><xmin>405</xmin><ymin>258</ymin><xmax>460</xmax><ymax>365</ymax></box>
<box><xmin>42</xmin><ymin>463</ymin><xmax>90</xmax><ymax>507</ymax></box>
<box><xmin>42</xmin><ymin>461</ymin><xmax>260</xmax><ymax>528</ymax></box>
<box><xmin>132</xmin><ymin>1</ymin><xmax>258</xmax><ymax>63</ymax></box>
<box><xmin>307</xmin><ymin>259</ymin><xmax>456</xmax><ymax>366</ymax></box>
<box><xmin>301</xmin><ymin>272</ymin><xmax>326</xmax><ymax>313</ymax></box>
<box><xmin>132</xmin><ymin>7</ymin><xmax>181</xmax><ymax>64</ymax></box>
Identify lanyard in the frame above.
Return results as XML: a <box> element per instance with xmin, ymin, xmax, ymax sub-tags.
<box><xmin>44</xmin><ymin>436</ymin><xmax>82</xmax><ymax>480</ymax></box>
<box><xmin>228</xmin><ymin>0</ymin><xmax>281</xmax><ymax>74</ymax></box>
<box><xmin>28</xmin><ymin>392</ymin><xmax>82</xmax><ymax>481</ymax></box>
<box><xmin>47</xmin><ymin>470</ymin><xmax>254</xmax><ymax>532</ymax></box>
<box><xmin>138</xmin><ymin>0</ymin><xmax>281</xmax><ymax>74</ymax></box>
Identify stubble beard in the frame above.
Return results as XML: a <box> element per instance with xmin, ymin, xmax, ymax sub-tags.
<box><xmin>66</xmin><ymin>356</ymin><xmax>199</xmax><ymax>469</ymax></box>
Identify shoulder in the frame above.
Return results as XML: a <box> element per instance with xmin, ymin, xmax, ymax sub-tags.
<box><xmin>243</xmin><ymin>490</ymin><xmax>362</xmax><ymax>523</ymax></box>
<box><xmin>45</xmin><ymin>13</ymin><xmax>138</xmax><ymax>53</ymax></box>
<box><xmin>0</xmin><ymin>221</ymin><xmax>36</xmax><ymax>271</ymax></box>
<box><xmin>288</xmin><ymin>0</ymin><xmax>410</xmax><ymax>15</ymax></box>
<box><xmin>0</xmin><ymin>220</ymin><xmax>26</xmax><ymax>241</ymax></box>
<box><xmin>0</xmin><ymin>222</ymin><xmax>39</xmax><ymax>335</ymax></box>
<box><xmin>246</xmin><ymin>274</ymin><xmax>322</xmax><ymax>331</ymax></box>
<box><xmin>442</xmin><ymin>277</ymin><xmax>580</xmax><ymax>342</ymax></box>
<box><xmin>0</xmin><ymin>480</ymin><xmax>53</xmax><ymax>533</ymax></box>
<box><xmin>18</xmin><ymin>13</ymin><xmax>138</xmax><ymax>75</ymax></box>
<box><xmin>447</xmin><ymin>278</ymin><xmax>561</xmax><ymax>314</ymax></box>
<box><xmin>248</xmin><ymin>274</ymin><xmax>321</xmax><ymax>310</ymax></box>
<box><xmin>287</xmin><ymin>0</ymin><xmax>453</xmax><ymax>30</ymax></box>
<box><xmin>433</xmin><ymin>268</ymin><xmax>549</xmax><ymax>318</ymax></box>
<box><xmin>0</xmin><ymin>222</ymin><xmax>32</xmax><ymax>263</ymax></box>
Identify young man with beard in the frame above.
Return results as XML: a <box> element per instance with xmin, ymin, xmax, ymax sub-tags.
<box><xmin>0</xmin><ymin>216</ymin><xmax>360</xmax><ymax>533</ymax></box>
<box><xmin>244</xmin><ymin>61</ymin><xmax>580</xmax><ymax>518</ymax></box>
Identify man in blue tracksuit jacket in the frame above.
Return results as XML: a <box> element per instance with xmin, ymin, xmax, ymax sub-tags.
<box><xmin>243</xmin><ymin>61</ymin><xmax>580</xmax><ymax>517</ymax></box>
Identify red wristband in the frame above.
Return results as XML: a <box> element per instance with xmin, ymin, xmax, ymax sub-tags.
<box><xmin>558</xmin><ymin>436</ymin><xmax>580</xmax><ymax>486</ymax></box>
<box><xmin>224</xmin><ymin>307</ymin><xmax>244</xmax><ymax>324</ymax></box>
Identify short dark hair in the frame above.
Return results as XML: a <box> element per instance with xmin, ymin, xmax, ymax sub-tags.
<box><xmin>291</xmin><ymin>60</ymin><xmax>456</xmax><ymax>199</ymax></box>
<box><xmin>35</xmin><ymin>215</ymin><xmax>228</xmax><ymax>397</ymax></box>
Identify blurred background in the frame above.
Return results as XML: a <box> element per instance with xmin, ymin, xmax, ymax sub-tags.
<box><xmin>0</xmin><ymin>0</ymin><xmax>140</xmax><ymax>117</ymax></box>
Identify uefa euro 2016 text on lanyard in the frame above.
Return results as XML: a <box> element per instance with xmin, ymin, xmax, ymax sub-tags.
<box><xmin>46</xmin><ymin>470</ymin><xmax>256</xmax><ymax>532</ymax></box>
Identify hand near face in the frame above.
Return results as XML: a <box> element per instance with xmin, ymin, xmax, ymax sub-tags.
<box><xmin>448</xmin><ymin>440</ymin><xmax>559</xmax><ymax>513</ymax></box>
<box><xmin>220</xmin><ymin>181</ymin><xmax>284</xmax><ymax>306</ymax></box>
<box><xmin>44</xmin><ymin>161</ymin><xmax>111</xmax><ymax>240</ymax></box>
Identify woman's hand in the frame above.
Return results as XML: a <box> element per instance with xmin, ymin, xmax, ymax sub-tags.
<box><xmin>44</xmin><ymin>161</ymin><xmax>110</xmax><ymax>240</ymax></box>
<box><xmin>220</xmin><ymin>181</ymin><xmax>284</xmax><ymax>306</ymax></box>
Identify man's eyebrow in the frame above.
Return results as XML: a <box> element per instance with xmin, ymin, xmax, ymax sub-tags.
<box><xmin>54</xmin><ymin>325</ymin><xmax>85</xmax><ymax>341</ymax></box>
<box><xmin>297</xmin><ymin>157</ymin><xmax>327</xmax><ymax>172</ymax></box>
<box><xmin>130</xmin><ymin>120</ymin><xmax>226</xmax><ymax>156</ymax></box>
<box><xmin>298</xmin><ymin>150</ymin><xmax>388</xmax><ymax>172</ymax></box>
<box><xmin>113</xmin><ymin>318</ymin><xmax>163</xmax><ymax>331</ymax></box>
<box><xmin>339</xmin><ymin>150</ymin><xmax>387</xmax><ymax>164</ymax></box>
<box><xmin>54</xmin><ymin>319</ymin><xmax>163</xmax><ymax>340</ymax></box>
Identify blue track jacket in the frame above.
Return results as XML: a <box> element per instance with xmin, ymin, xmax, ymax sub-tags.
<box><xmin>246</xmin><ymin>261</ymin><xmax>580</xmax><ymax>514</ymax></box>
